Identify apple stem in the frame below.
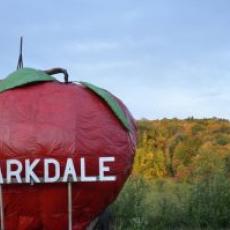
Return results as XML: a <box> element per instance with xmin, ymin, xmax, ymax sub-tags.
<box><xmin>44</xmin><ymin>68</ymin><xmax>69</xmax><ymax>83</ymax></box>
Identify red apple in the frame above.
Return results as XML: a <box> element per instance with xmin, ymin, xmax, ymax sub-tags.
<box><xmin>0</xmin><ymin>68</ymin><xmax>136</xmax><ymax>230</ymax></box>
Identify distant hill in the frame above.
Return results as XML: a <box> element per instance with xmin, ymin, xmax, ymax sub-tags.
<box><xmin>134</xmin><ymin>118</ymin><xmax>230</xmax><ymax>181</ymax></box>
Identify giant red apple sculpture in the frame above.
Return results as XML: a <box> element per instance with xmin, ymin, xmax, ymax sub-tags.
<box><xmin>0</xmin><ymin>68</ymin><xmax>136</xmax><ymax>230</ymax></box>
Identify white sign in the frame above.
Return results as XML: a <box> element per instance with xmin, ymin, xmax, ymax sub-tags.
<box><xmin>0</xmin><ymin>157</ymin><xmax>116</xmax><ymax>184</ymax></box>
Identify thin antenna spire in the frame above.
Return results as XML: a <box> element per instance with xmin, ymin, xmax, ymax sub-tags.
<box><xmin>17</xmin><ymin>36</ymin><xmax>23</xmax><ymax>69</ymax></box>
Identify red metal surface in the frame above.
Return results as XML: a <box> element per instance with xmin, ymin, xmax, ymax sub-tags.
<box><xmin>0</xmin><ymin>82</ymin><xmax>136</xmax><ymax>230</ymax></box>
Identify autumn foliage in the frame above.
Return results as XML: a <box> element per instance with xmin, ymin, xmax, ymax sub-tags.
<box><xmin>112</xmin><ymin>118</ymin><xmax>230</xmax><ymax>229</ymax></box>
<box><xmin>134</xmin><ymin>118</ymin><xmax>230</xmax><ymax>181</ymax></box>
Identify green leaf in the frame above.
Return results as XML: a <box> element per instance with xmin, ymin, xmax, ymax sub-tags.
<box><xmin>0</xmin><ymin>68</ymin><xmax>56</xmax><ymax>93</ymax></box>
<box><xmin>80</xmin><ymin>81</ymin><xmax>130</xmax><ymax>131</ymax></box>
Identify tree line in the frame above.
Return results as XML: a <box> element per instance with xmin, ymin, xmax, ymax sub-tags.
<box><xmin>134</xmin><ymin>117</ymin><xmax>230</xmax><ymax>181</ymax></box>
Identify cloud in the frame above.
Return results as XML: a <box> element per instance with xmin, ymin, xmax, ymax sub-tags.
<box><xmin>64</xmin><ymin>41</ymin><xmax>121</xmax><ymax>53</ymax></box>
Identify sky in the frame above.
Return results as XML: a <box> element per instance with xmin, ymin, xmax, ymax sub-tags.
<box><xmin>0</xmin><ymin>0</ymin><xmax>230</xmax><ymax>119</ymax></box>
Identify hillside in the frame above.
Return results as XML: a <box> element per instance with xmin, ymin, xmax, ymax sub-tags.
<box><xmin>111</xmin><ymin>118</ymin><xmax>230</xmax><ymax>229</ymax></box>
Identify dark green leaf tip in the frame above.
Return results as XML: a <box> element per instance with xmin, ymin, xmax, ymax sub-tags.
<box><xmin>80</xmin><ymin>81</ymin><xmax>130</xmax><ymax>131</ymax></box>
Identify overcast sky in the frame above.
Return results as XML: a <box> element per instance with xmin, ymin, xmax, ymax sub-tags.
<box><xmin>0</xmin><ymin>0</ymin><xmax>230</xmax><ymax>119</ymax></box>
